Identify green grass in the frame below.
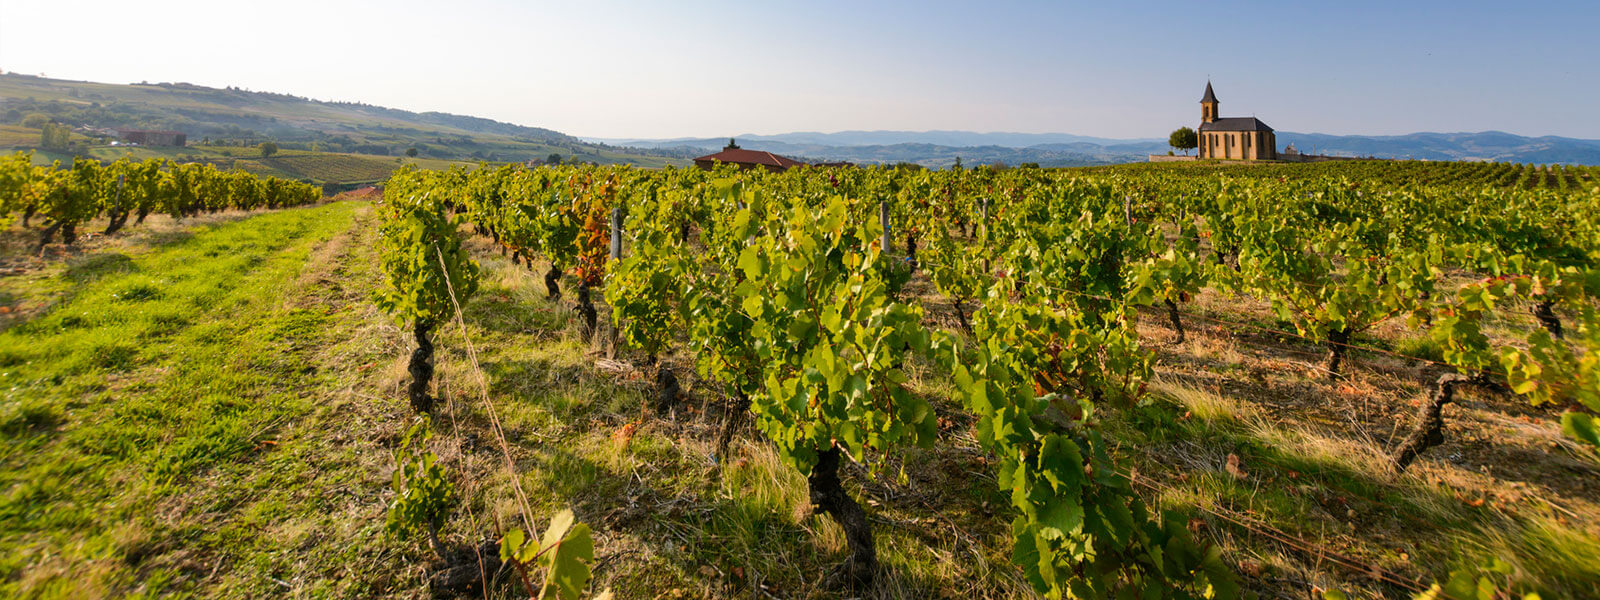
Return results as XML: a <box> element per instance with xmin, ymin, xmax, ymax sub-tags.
<box><xmin>1392</xmin><ymin>334</ymin><xmax>1447</xmax><ymax>364</ymax></box>
<box><xmin>0</xmin><ymin>201</ymin><xmax>424</xmax><ymax>598</ymax></box>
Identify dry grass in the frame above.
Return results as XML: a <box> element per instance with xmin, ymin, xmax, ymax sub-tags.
<box><xmin>1127</xmin><ymin>307</ymin><xmax>1600</xmax><ymax>599</ymax></box>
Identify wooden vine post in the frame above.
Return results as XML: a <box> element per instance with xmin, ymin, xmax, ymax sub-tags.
<box><xmin>879</xmin><ymin>200</ymin><xmax>891</xmax><ymax>253</ymax></box>
<box><xmin>605</xmin><ymin>207</ymin><xmax>623</xmax><ymax>358</ymax></box>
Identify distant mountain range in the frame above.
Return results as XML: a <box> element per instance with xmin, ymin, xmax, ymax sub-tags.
<box><xmin>587</xmin><ymin>130</ymin><xmax>1600</xmax><ymax>168</ymax></box>
<box><xmin>597</xmin><ymin>130</ymin><xmax>1163</xmax><ymax>149</ymax></box>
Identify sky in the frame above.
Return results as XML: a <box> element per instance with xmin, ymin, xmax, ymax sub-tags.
<box><xmin>2</xmin><ymin>0</ymin><xmax>1597</xmax><ymax>140</ymax></box>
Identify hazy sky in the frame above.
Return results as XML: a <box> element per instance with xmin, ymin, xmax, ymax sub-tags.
<box><xmin>2</xmin><ymin>1</ymin><xmax>1596</xmax><ymax>139</ymax></box>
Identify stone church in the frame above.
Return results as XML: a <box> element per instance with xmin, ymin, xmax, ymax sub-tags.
<box><xmin>1198</xmin><ymin>82</ymin><xmax>1277</xmax><ymax>160</ymax></box>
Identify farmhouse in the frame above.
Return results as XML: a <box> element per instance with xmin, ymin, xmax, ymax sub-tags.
<box><xmin>114</xmin><ymin>128</ymin><xmax>187</xmax><ymax>147</ymax></box>
<box><xmin>1197</xmin><ymin>82</ymin><xmax>1276</xmax><ymax>161</ymax></box>
<box><xmin>693</xmin><ymin>139</ymin><xmax>806</xmax><ymax>173</ymax></box>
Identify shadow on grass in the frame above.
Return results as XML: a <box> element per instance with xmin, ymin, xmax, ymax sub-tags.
<box><xmin>63</xmin><ymin>252</ymin><xmax>139</xmax><ymax>283</ymax></box>
<box><xmin>512</xmin><ymin>438</ymin><xmax>991</xmax><ymax>599</ymax></box>
<box><xmin>1123</xmin><ymin>376</ymin><xmax>1600</xmax><ymax>598</ymax></box>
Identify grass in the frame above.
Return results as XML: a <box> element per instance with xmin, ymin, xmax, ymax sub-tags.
<box><xmin>418</xmin><ymin>240</ymin><xmax>1031</xmax><ymax>599</ymax></box>
<box><xmin>1111</xmin><ymin>368</ymin><xmax>1600</xmax><ymax>598</ymax></box>
<box><xmin>0</xmin><ymin>200</ymin><xmax>431</xmax><ymax>598</ymax></box>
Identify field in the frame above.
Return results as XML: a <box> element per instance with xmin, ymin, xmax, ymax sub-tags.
<box><xmin>0</xmin><ymin>125</ymin><xmax>44</xmax><ymax>147</ymax></box>
<box><xmin>74</xmin><ymin>145</ymin><xmax>480</xmax><ymax>186</ymax></box>
<box><xmin>228</xmin><ymin>153</ymin><xmax>434</xmax><ymax>185</ymax></box>
<box><xmin>1085</xmin><ymin>159</ymin><xmax>1600</xmax><ymax>190</ymax></box>
<box><xmin>1</xmin><ymin>160</ymin><xmax>1596</xmax><ymax>599</ymax></box>
<box><xmin>9</xmin><ymin>141</ymin><xmax>679</xmax><ymax>187</ymax></box>
<box><xmin>8</xmin><ymin>142</ymin><xmax>490</xmax><ymax>188</ymax></box>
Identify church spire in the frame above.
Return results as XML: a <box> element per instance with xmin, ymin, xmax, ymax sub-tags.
<box><xmin>1200</xmin><ymin>81</ymin><xmax>1219</xmax><ymax>124</ymax></box>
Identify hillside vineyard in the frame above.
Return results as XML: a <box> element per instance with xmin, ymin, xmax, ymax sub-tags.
<box><xmin>0</xmin><ymin>151</ymin><xmax>321</xmax><ymax>246</ymax></box>
<box><xmin>373</xmin><ymin>162</ymin><xmax>1599</xmax><ymax>598</ymax></box>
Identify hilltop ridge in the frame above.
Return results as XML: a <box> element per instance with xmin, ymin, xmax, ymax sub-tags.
<box><xmin>0</xmin><ymin>73</ymin><xmax>684</xmax><ymax>167</ymax></box>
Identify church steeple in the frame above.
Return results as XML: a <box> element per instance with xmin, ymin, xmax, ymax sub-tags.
<box><xmin>1200</xmin><ymin>81</ymin><xmax>1219</xmax><ymax>124</ymax></box>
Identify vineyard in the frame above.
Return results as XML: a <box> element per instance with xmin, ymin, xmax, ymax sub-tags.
<box><xmin>85</xmin><ymin>147</ymin><xmax>479</xmax><ymax>188</ymax></box>
<box><xmin>1088</xmin><ymin>159</ymin><xmax>1600</xmax><ymax>191</ymax></box>
<box><xmin>242</xmin><ymin>154</ymin><xmax>409</xmax><ymax>185</ymax></box>
<box><xmin>0</xmin><ymin>150</ymin><xmax>321</xmax><ymax>252</ymax></box>
<box><xmin>362</xmin><ymin>161</ymin><xmax>1598</xmax><ymax>599</ymax></box>
<box><xmin>0</xmin><ymin>159</ymin><xmax>1596</xmax><ymax>599</ymax></box>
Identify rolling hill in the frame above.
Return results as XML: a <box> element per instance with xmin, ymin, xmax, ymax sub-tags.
<box><xmin>0</xmin><ymin>73</ymin><xmax>687</xmax><ymax>173</ymax></box>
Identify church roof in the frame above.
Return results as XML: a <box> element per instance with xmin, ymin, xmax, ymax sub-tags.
<box><xmin>1200</xmin><ymin>82</ymin><xmax>1218</xmax><ymax>104</ymax></box>
<box><xmin>1200</xmin><ymin>117</ymin><xmax>1273</xmax><ymax>132</ymax></box>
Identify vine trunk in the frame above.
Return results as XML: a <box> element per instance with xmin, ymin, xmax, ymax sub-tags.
<box><xmin>808</xmin><ymin>447</ymin><xmax>877</xmax><ymax>587</ymax></box>
<box><xmin>1392</xmin><ymin>373</ymin><xmax>1487</xmax><ymax>470</ymax></box>
<box><xmin>409</xmin><ymin>320</ymin><xmax>436</xmax><ymax>414</ymax></box>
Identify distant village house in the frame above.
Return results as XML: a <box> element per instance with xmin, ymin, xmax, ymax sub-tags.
<box><xmin>693</xmin><ymin>139</ymin><xmax>807</xmax><ymax>173</ymax></box>
<box><xmin>114</xmin><ymin>128</ymin><xmax>187</xmax><ymax>147</ymax></box>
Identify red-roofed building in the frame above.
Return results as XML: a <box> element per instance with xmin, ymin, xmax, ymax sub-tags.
<box><xmin>693</xmin><ymin>139</ymin><xmax>807</xmax><ymax>173</ymax></box>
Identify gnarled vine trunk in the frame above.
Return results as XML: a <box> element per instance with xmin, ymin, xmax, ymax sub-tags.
<box><xmin>409</xmin><ymin>320</ymin><xmax>436</xmax><ymax>414</ymax></box>
<box><xmin>1323</xmin><ymin>326</ymin><xmax>1352</xmax><ymax>377</ymax></box>
<box><xmin>654</xmin><ymin>365</ymin><xmax>681</xmax><ymax>414</ymax></box>
<box><xmin>715</xmin><ymin>388</ymin><xmax>750</xmax><ymax>461</ymax></box>
<box><xmin>544</xmin><ymin>266</ymin><xmax>562</xmax><ymax>300</ymax></box>
<box><xmin>36</xmin><ymin>220</ymin><xmax>63</xmax><ymax>252</ymax></box>
<box><xmin>1213</xmin><ymin>244</ymin><xmax>1240</xmax><ymax>270</ymax></box>
<box><xmin>103</xmin><ymin>209</ymin><xmax>131</xmax><ymax>236</ymax></box>
<box><xmin>575</xmin><ymin>284</ymin><xmax>597</xmax><ymax>340</ymax></box>
<box><xmin>952</xmin><ymin>298</ymin><xmax>972</xmax><ymax>334</ymax></box>
<box><xmin>1164</xmin><ymin>298</ymin><xmax>1185</xmax><ymax>344</ymax></box>
<box><xmin>134</xmin><ymin>206</ymin><xmax>151</xmax><ymax>225</ymax></box>
<box><xmin>1534</xmin><ymin>300</ymin><xmax>1562</xmax><ymax>339</ymax></box>
<box><xmin>905</xmin><ymin>232</ymin><xmax>918</xmax><ymax>271</ymax></box>
<box><xmin>425</xmin><ymin>522</ymin><xmax>449</xmax><ymax>562</ymax></box>
<box><xmin>1391</xmin><ymin>373</ymin><xmax>1482</xmax><ymax>470</ymax></box>
<box><xmin>808</xmin><ymin>447</ymin><xmax>877</xmax><ymax>587</ymax></box>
